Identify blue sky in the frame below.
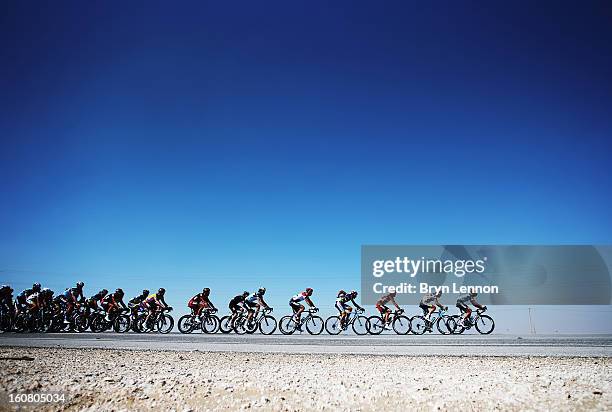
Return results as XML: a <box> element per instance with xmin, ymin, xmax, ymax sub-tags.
<box><xmin>1</xmin><ymin>2</ymin><xmax>612</xmax><ymax>332</ymax></box>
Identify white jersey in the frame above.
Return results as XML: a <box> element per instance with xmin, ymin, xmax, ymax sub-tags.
<box><xmin>420</xmin><ymin>293</ymin><xmax>438</xmax><ymax>306</ymax></box>
<box><xmin>291</xmin><ymin>292</ymin><xmax>307</xmax><ymax>303</ymax></box>
<box><xmin>457</xmin><ymin>294</ymin><xmax>473</xmax><ymax>304</ymax></box>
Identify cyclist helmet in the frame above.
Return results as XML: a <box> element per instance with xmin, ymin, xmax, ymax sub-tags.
<box><xmin>33</xmin><ymin>283</ymin><xmax>41</xmax><ymax>291</ymax></box>
<box><xmin>242</xmin><ymin>290</ymin><xmax>249</xmax><ymax>297</ymax></box>
<box><xmin>350</xmin><ymin>290</ymin><xmax>358</xmax><ymax>296</ymax></box>
<box><xmin>389</xmin><ymin>291</ymin><xmax>397</xmax><ymax>297</ymax></box>
<box><xmin>434</xmin><ymin>290</ymin><xmax>442</xmax><ymax>297</ymax></box>
<box><xmin>158</xmin><ymin>288</ymin><xmax>166</xmax><ymax>295</ymax></box>
<box><xmin>202</xmin><ymin>287</ymin><xmax>210</xmax><ymax>295</ymax></box>
<box><xmin>142</xmin><ymin>289</ymin><xmax>149</xmax><ymax>296</ymax></box>
<box><xmin>469</xmin><ymin>291</ymin><xmax>477</xmax><ymax>297</ymax></box>
<box><xmin>258</xmin><ymin>287</ymin><xmax>266</xmax><ymax>295</ymax></box>
<box><xmin>115</xmin><ymin>288</ymin><xmax>124</xmax><ymax>297</ymax></box>
<box><xmin>305</xmin><ymin>287</ymin><xmax>313</xmax><ymax>295</ymax></box>
<box><xmin>76</xmin><ymin>281</ymin><xmax>85</xmax><ymax>289</ymax></box>
<box><xmin>101</xmin><ymin>289</ymin><xmax>108</xmax><ymax>295</ymax></box>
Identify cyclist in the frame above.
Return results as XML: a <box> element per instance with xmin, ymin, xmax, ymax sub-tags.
<box><xmin>40</xmin><ymin>288</ymin><xmax>54</xmax><ymax>309</ymax></box>
<box><xmin>335</xmin><ymin>290</ymin><xmax>364</xmax><ymax>327</ymax></box>
<box><xmin>456</xmin><ymin>291</ymin><xmax>486</xmax><ymax>326</ymax></box>
<box><xmin>0</xmin><ymin>285</ymin><xmax>14</xmax><ymax>313</ymax></box>
<box><xmin>199</xmin><ymin>288</ymin><xmax>216</xmax><ymax>312</ymax></box>
<box><xmin>244</xmin><ymin>287</ymin><xmax>271</xmax><ymax>324</ymax></box>
<box><xmin>16</xmin><ymin>283</ymin><xmax>41</xmax><ymax>314</ymax></box>
<box><xmin>143</xmin><ymin>288</ymin><xmax>170</xmax><ymax>325</ymax></box>
<box><xmin>420</xmin><ymin>290</ymin><xmax>447</xmax><ymax>321</ymax></box>
<box><xmin>289</xmin><ymin>287</ymin><xmax>315</xmax><ymax>324</ymax></box>
<box><xmin>128</xmin><ymin>289</ymin><xmax>149</xmax><ymax>318</ymax></box>
<box><xmin>100</xmin><ymin>288</ymin><xmax>128</xmax><ymax>321</ymax></box>
<box><xmin>26</xmin><ymin>289</ymin><xmax>44</xmax><ymax>313</ymax></box>
<box><xmin>228</xmin><ymin>291</ymin><xmax>249</xmax><ymax>326</ymax></box>
<box><xmin>375</xmin><ymin>291</ymin><xmax>401</xmax><ymax>328</ymax></box>
<box><xmin>62</xmin><ymin>282</ymin><xmax>86</xmax><ymax>320</ymax></box>
<box><xmin>188</xmin><ymin>288</ymin><xmax>216</xmax><ymax>318</ymax></box>
<box><xmin>86</xmin><ymin>289</ymin><xmax>109</xmax><ymax>315</ymax></box>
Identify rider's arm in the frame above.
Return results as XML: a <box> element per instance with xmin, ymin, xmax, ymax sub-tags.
<box><xmin>118</xmin><ymin>299</ymin><xmax>128</xmax><ymax>310</ymax></box>
<box><xmin>157</xmin><ymin>296</ymin><xmax>168</xmax><ymax>308</ymax></box>
<box><xmin>305</xmin><ymin>297</ymin><xmax>314</xmax><ymax>307</ymax></box>
<box><xmin>390</xmin><ymin>297</ymin><xmax>401</xmax><ymax>310</ymax></box>
<box><xmin>470</xmin><ymin>298</ymin><xmax>484</xmax><ymax>309</ymax></box>
<box><xmin>258</xmin><ymin>296</ymin><xmax>270</xmax><ymax>309</ymax></box>
<box><xmin>351</xmin><ymin>298</ymin><xmax>364</xmax><ymax>311</ymax></box>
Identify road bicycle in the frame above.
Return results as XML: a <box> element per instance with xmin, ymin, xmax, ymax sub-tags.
<box><xmin>366</xmin><ymin>309</ymin><xmax>411</xmax><ymax>335</ymax></box>
<box><xmin>233</xmin><ymin>307</ymin><xmax>277</xmax><ymax>335</ymax></box>
<box><xmin>411</xmin><ymin>308</ymin><xmax>453</xmax><ymax>335</ymax></box>
<box><xmin>279</xmin><ymin>308</ymin><xmax>324</xmax><ymax>335</ymax></box>
<box><xmin>136</xmin><ymin>307</ymin><xmax>174</xmax><ymax>334</ymax></box>
<box><xmin>13</xmin><ymin>307</ymin><xmax>52</xmax><ymax>333</ymax></box>
<box><xmin>90</xmin><ymin>308</ymin><xmax>132</xmax><ymax>333</ymax></box>
<box><xmin>325</xmin><ymin>308</ymin><xmax>369</xmax><ymax>335</ymax></box>
<box><xmin>449</xmin><ymin>308</ymin><xmax>495</xmax><ymax>334</ymax></box>
<box><xmin>178</xmin><ymin>308</ymin><xmax>220</xmax><ymax>334</ymax></box>
<box><xmin>0</xmin><ymin>305</ymin><xmax>15</xmax><ymax>332</ymax></box>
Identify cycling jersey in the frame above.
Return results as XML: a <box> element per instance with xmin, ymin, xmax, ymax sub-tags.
<box><xmin>420</xmin><ymin>293</ymin><xmax>439</xmax><ymax>306</ymax></box>
<box><xmin>89</xmin><ymin>291</ymin><xmax>107</xmax><ymax>303</ymax></box>
<box><xmin>129</xmin><ymin>294</ymin><xmax>147</xmax><ymax>305</ymax></box>
<box><xmin>377</xmin><ymin>293</ymin><xmax>396</xmax><ymax>305</ymax></box>
<box><xmin>246</xmin><ymin>292</ymin><xmax>263</xmax><ymax>304</ymax></box>
<box><xmin>337</xmin><ymin>292</ymin><xmax>357</xmax><ymax>304</ymax></box>
<box><xmin>26</xmin><ymin>293</ymin><xmax>40</xmax><ymax>305</ymax></box>
<box><xmin>102</xmin><ymin>294</ymin><xmax>127</xmax><ymax>309</ymax></box>
<box><xmin>456</xmin><ymin>294</ymin><xmax>473</xmax><ymax>305</ymax></box>
<box><xmin>229</xmin><ymin>295</ymin><xmax>246</xmax><ymax>307</ymax></box>
<box><xmin>290</xmin><ymin>292</ymin><xmax>308</xmax><ymax>303</ymax></box>
<box><xmin>145</xmin><ymin>293</ymin><xmax>167</xmax><ymax>307</ymax></box>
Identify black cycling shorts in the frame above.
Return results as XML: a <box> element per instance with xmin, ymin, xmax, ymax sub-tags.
<box><xmin>419</xmin><ymin>302</ymin><xmax>433</xmax><ymax>315</ymax></box>
<box><xmin>289</xmin><ymin>300</ymin><xmax>302</xmax><ymax>311</ymax></box>
<box><xmin>456</xmin><ymin>302</ymin><xmax>469</xmax><ymax>313</ymax></box>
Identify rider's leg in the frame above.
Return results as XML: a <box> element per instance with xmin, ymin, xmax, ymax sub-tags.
<box><xmin>427</xmin><ymin>305</ymin><xmax>436</xmax><ymax>320</ymax></box>
<box><xmin>295</xmin><ymin>304</ymin><xmax>304</xmax><ymax>321</ymax></box>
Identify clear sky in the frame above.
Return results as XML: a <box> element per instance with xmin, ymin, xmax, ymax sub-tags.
<box><xmin>1</xmin><ymin>1</ymin><xmax>611</xmax><ymax>333</ymax></box>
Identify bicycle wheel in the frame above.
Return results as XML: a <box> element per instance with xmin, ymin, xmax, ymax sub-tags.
<box><xmin>325</xmin><ymin>316</ymin><xmax>342</xmax><ymax>335</ymax></box>
<box><xmin>366</xmin><ymin>316</ymin><xmax>384</xmax><ymax>335</ymax></box>
<box><xmin>306</xmin><ymin>316</ymin><xmax>324</xmax><ymax>335</ymax></box>
<box><xmin>157</xmin><ymin>314</ymin><xmax>174</xmax><ymax>334</ymax></box>
<box><xmin>392</xmin><ymin>315</ymin><xmax>411</xmax><ymax>335</ymax></box>
<box><xmin>178</xmin><ymin>315</ymin><xmax>195</xmax><ymax>334</ymax></box>
<box><xmin>410</xmin><ymin>316</ymin><xmax>427</xmax><ymax>335</ymax></box>
<box><xmin>219</xmin><ymin>316</ymin><xmax>233</xmax><ymax>334</ymax></box>
<box><xmin>449</xmin><ymin>315</ymin><xmax>465</xmax><ymax>334</ymax></box>
<box><xmin>258</xmin><ymin>315</ymin><xmax>277</xmax><ymax>335</ymax></box>
<box><xmin>245</xmin><ymin>317</ymin><xmax>259</xmax><ymax>334</ymax></box>
<box><xmin>279</xmin><ymin>315</ymin><xmax>297</xmax><ymax>335</ymax></box>
<box><xmin>0</xmin><ymin>312</ymin><xmax>13</xmax><ymax>332</ymax></box>
<box><xmin>73</xmin><ymin>313</ymin><xmax>89</xmax><ymax>332</ymax></box>
<box><xmin>475</xmin><ymin>315</ymin><xmax>495</xmax><ymax>334</ymax></box>
<box><xmin>436</xmin><ymin>315</ymin><xmax>452</xmax><ymax>335</ymax></box>
<box><xmin>352</xmin><ymin>315</ymin><xmax>368</xmax><ymax>335</ymax></box>
<box><xmin>113</xmin><ymin>315</ymin><xmax>131</xmax><ymax>333</ymax></box>
<box><xmin>202</xmin><ymin>315</ymin><xmax>220</xmax><ymax>334</ymax></box>
<box><xmin>233</xmin><ymin>316</ymin><xmax>248</xmax><ymax>335</ymax></box>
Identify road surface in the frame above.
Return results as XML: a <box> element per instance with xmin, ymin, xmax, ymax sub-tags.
<box><xmin>1</xmin><ymin>333</ymin><xmax>611</xmax><ymax>357</ymax></box>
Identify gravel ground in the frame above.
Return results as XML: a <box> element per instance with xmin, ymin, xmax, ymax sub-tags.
<box><xmin>0</xmin><ymin>347</ymin><xmax>610</xmax><ymax>411</ymax></box>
